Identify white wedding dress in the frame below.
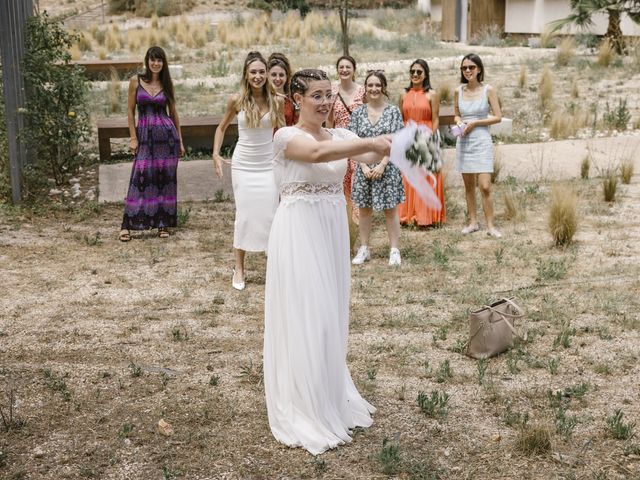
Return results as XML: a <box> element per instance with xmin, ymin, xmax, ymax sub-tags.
<box><xmin>264</xmin><ymin>126</ymin><xmax>376</xmax><ymax>455</ymax></box>
<box><xmin>231</xmin><ymin>111</ymin><xmax>278</xmax><ymax>252</ymax></box>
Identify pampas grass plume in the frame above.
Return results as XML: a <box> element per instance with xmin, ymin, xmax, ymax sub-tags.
<box><xmin>598</xmin><ymin>38</ymin><xmax>614</xmax><ymax>67</ymax></box>
<box><xmin>556</xmin><ymin>37</ymin><xmax>575</xmax><ymax>67</ymax></box>
<box><xmin>548</xmin><ymin>184</ymin><xmax>578</xmax><ymax>246</ymax></box>
<box><xmin>539</xmin><ymin>65</ymin><xmax>553</xmax><ymax>111</ymax></box>
<box><xmin>620</xmin><ymin>159</ymin><xmax>634</xmax><ymax>184</ymax></box>
<box><xmin>518</xmin><ymin>65</ymin><xmax>527</xmax><ymax>89</ymax></box>
<box><xmin>602</xmin><ymin>168</ymin><xmax>618</xmax><ymax>202</ymax></box>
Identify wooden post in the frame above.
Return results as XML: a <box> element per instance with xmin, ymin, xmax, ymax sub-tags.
<box><xmin>0</xmin><ymin>0</ymin><xmax>33</xmax><ymax>204</ymax></box>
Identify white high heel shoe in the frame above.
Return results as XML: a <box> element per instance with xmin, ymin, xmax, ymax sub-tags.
<box><xmin>232</xmin><ymin>269</ymin><xmax>245</xmax><ymax>291</ymax></box>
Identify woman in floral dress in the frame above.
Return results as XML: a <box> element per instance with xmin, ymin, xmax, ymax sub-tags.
<box><xmin>348</xmin><ymin>71</ymin><xmax>405</xmax><ymax>266</ymax></box>
<box><xmin>328</xmin><ymin>55</ymin><xmax>365</xmax><ymax>233</ymax></box>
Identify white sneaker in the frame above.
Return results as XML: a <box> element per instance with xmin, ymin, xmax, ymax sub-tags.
<box><xmin>352</xmin><ymin>246</ymin><xmax>371</xmax><ymax>265</ymax></box>
<box><xmin>461</xmin><ymin>224</ymin><xmax>480</xmax><ymax>235</ymax></box>
<box><xmin>487</xmin><ymin>228</ymin><xmax>503</xmax><ymax>238</ymax></box>
<box><xmin>389</xmin><ymin>248</ymin><xmax>401</xmax><ymax>266</ymax></box>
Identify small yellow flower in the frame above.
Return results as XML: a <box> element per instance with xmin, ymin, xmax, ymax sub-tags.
<box><xmin>68</xmin><ymin>111</ymin><xmax>76</xmax><ymax>118</ymax></box>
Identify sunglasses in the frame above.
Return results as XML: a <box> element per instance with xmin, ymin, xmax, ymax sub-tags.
<box><xmin>410</xmin><ymin>69</ymin><xmax>424</xmax><ymax>76</ymax></box>
<box><xmin>460</xmin><ymin>65</ymin><xmax>478</xmax><ymax>71</ymax></box>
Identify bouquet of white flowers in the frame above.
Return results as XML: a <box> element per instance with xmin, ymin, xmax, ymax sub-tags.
<box><xmin>405</xmin><ymin>126</ymin><xmax>442</xmax><ymax>174</ymax></box>
<box><xmin>389</xmin><ymin>120</ymin><xmax>442</xmax><ymax>211</ymax></box>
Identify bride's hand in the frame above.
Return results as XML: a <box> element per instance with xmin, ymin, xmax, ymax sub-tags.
<box><xmin>370</xmin><ymin>135</ymin><xmax>392</xmax><ymax>157</ymax></box>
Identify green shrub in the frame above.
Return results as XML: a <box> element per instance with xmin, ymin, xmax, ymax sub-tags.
<box><xmin>23</xmin><ymin>12</ymin><xmax>91</xmax><ymax>194</ymax></box>
<box><xmin>602</xmin><ymin>99</ymin><xmax>631</xmax><ymax>131</ymax></box>
<box><xmin>108</xmin><ymin>0</ymin><xmax>136</xmax><ymax>14</ymax></box>
<box><xmin>0</xmin><ymin>78</ymin><xmax>10</xmax><ymax>202</ymax></box>
<box><xmin>248</xmin><ymin>0</ymin><xmax>273</xmax><ymax>11</ymax></box>
<box><xmin>109</xmin><ymin>0</ymin><xmax>195</xmax><ymax>17</ymax></box>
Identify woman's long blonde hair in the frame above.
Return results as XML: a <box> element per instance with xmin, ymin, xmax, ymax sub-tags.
<box><xmin>236</xmin><ymin>51</ymin><xmax>283</xmax><ymax>128</ymax></box>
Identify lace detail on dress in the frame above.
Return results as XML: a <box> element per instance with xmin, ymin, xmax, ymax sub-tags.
<box><xmin>281</xmin><ymin>182</ymin><xmax>342</xmax><ymax>196</ymax></box>
<box><xmin>280</xmin><ymin>182</ymin><xmax>345</xmax><ymax>206</ymax></box>
<box><xmin>273</xmin><ymin>127</ymin><xmax>305</xmax><ymax>158</ymax></box>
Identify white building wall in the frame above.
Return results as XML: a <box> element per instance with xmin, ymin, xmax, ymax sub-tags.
<box><xmin>505</xmin><ymin>0</ymin><xmax>640</xmax><ymax>35</ymax></box>
<box><xmin>417</xmin><ymin>0</ymin><xmax>442</xmax><ymax>23</ymax></box>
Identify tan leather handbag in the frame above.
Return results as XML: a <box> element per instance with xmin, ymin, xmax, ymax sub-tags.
<box><xmin>467</xmin><ymin>298</ymin><xmax>524</xmax><ymax>359</ymax></box>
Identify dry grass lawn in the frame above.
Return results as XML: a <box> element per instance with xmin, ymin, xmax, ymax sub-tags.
<box><xmin>1</xmin><ymin>172</ymin><xmax>639</xmax><ymax>479</ymax></box>
<box><xmin>5</xmin><ymin>3</ymin><xmax>640</xmax><ymax>479</ymax></box>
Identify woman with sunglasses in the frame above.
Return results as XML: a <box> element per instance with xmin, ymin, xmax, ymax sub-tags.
<box><xmin>264</xmin><ymin>69</ymin><xmax>391</xmax><ymax>455</ymax></box>
<box><xmin>398</xmin><ymin>59</ymin><xmax>446</xmax><ymax>227</ymax></box>
<box><xmin>348</xmin><ymin>70</ymin><xmax>405</xmax><ymax>266</ymax></box>
<box><xmin>213</xmin><ymin>51</ymin><xmax>284</xmax><ymax>290</ymax></box>
<box><xmin>454</xmin><ymin>53</ymin><xmax>502</xmax><ymax>237</ymax></box>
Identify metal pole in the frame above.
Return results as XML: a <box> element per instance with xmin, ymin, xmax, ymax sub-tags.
<box><xmin>0</xmin><ymin>0</ymin><xmax>33</xmax><ymax>204</ymax></box>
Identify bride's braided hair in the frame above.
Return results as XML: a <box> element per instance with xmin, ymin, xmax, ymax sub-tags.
<box><xmin>290</xmin><ymin>69</ymin><xmax>329</xmax><ymax>96</ymax></box>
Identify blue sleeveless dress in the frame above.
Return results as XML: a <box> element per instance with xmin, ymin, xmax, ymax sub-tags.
<box><xmin>456</xmin><ymin>84</ymin><xmax>494</xmax><ymax>174</ymax></box>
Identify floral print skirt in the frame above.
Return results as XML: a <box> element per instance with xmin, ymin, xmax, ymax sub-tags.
<box><xmin>351</xmin><ymin>162</ymin><xmax>405</xmax><ymax>211</ymax></box>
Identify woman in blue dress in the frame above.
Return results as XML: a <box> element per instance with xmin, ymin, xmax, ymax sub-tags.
<box><xmin>454</xmin><ymin>53</ymin><xmax>503</xmax><ymax>238</ymax></box>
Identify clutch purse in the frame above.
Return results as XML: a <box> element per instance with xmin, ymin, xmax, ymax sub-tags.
<box><xmin>467</xmin><ymin>298</ymin><xmax>524</xmax><ymax>359</ymax></box>
<box><xmin>450</xmin><ymin>122</ymin><xmax>466</xmax><ymax>137</ymax></box>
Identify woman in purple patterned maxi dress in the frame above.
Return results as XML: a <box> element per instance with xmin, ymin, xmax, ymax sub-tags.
<box><xmin>119</xmin><ymin>46</ymin><xmax>184</xmax><ymax>241</ymax></box>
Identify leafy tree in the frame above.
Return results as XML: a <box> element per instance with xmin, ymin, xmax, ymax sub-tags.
<box><xmin>550</xmin><ymin>0</ymin><xmax>640</xmax><ymax>54</ymax></box>
<box><xmin>23</xmin><ymin>12</ymin><xmax>90</xmax><ymax>189</ymax></box>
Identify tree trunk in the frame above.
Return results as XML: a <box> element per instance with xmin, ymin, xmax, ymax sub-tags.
<box><xmin>605</xmin><ymin>8</ymin><xmax>624</xmax><ymax>54</ymax></box>
<box><xmin>339</xmin><ymin>0</ymin><xmax>349</xmax><ymax>56</ymax></box>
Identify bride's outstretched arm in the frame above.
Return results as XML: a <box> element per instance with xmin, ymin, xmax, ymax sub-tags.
<box><xmin>284</xmin><ymin>134</ymin><xmax>392</xmax><ymax>164</ymax></box>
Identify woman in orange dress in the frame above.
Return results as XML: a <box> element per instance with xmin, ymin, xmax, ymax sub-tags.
<box><xmin>398</xmin><ymin>59</ymin><xmax>446</xmax><ymax>226</ymax></box>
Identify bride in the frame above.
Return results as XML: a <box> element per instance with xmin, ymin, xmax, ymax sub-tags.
<box><xmin>264</xmin><ymin>69</ymin><xmax>392</xmax><ymax>455</ymax></box>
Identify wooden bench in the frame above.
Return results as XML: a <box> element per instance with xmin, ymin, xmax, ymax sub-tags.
<box><xmin>71</xmin><ymin>59</ymin><xmax>142</xmax><ymax>80</ymax></box>
<box><xmin>97</xmin><ymin>115</ymin><xmax>238</xmax><ymax>162</ymax></box>
<box><xmin>97</xmin><ymin>106</ymin><xmax>455</xmax><ymax>162</ymax></box>
<box><xmin>438</xmin><ymin>105</ymin><xmax>455</xmax><ymax>125</ymax></box>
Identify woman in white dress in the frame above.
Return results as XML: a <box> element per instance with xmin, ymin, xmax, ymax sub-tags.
<box><xmin>264</xmin><ymin>69</ymin><xmax>392</xmax><ymax>455</ymax></box>
<box><xmin>213</xmin><ymin>51</ymin><xmax>283</xmax><ymax>290</ymax></box>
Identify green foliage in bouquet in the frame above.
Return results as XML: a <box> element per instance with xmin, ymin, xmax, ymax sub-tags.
<box><xmin>405</xmin><ymin>128</ymin><xmax>442</xmax><ymax>173</ymax></box>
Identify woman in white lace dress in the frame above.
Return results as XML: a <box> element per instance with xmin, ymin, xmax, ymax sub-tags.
<box><xmin>213</xmin><ymin>51</ymin><xmax>283</xmax><ymax>290</ymax></box>
<box><xmin>264</xmin><ymin>69</ymin><xmax>392</xmax><ymax>455</ymax></box>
